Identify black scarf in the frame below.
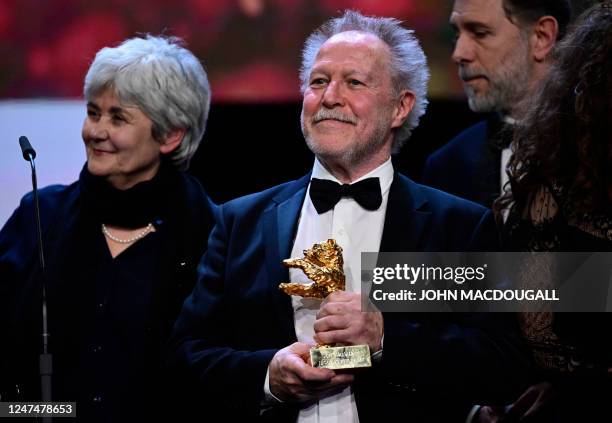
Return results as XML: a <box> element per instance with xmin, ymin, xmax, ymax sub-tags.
<box><xmin>79</xmin><ymin>163</ymin><xmax>180</xmax><ymax>228</ymax></box>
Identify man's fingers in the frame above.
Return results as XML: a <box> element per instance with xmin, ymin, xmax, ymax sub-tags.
<box><xmin>505</xmin><ymin>383</ymin><xmax>553</xmax><ymax>420</ymax></box>
<box><xmin>317</xmin><ymin>302</ymin><xmax>347</xmax><ymax>318</ymax></box>
<box><xmin>521</xmin><ymin>384</ymin><xmax>555</xmax><ymax>419</ymax></box>
<box><xmin>318</xmin><ymin>292</ymin><xmax>361</xmax><ymax>318</ymax></box>
<box><xmin>306</xmin><ymin>373</ymin><xmax>355</xmax><ymax>393</ymax></box>
<box><xmin>288</xmin><ymin>342</ymin><xmax>313</xmax><ymax>356</ymax></box>
<box><xmin>284</xmin><ymin>344</ymin><xmax>335</xmax><ymax>382</ymax></box>
<box><xmin>505</xmin><ymin>393</ymin><xmax>535</xmax><ymax>419</ymax></box>
<box><xmin>313</xmin><ymin>315</ymin><xmax>348</xmax><ymax>333</ymax></box>
<box><xmin>329</xmin><ymin>373</ymin><xmax>355</xmax><ymax>386</ymax></box>
<box><xmin>269</xmin><ymin>342</ymin><xmax>358</xmax><ymax>404</ymax></box>
<box><xmin>475</xmin><ymin>405</ymin><xmax>509</xmax><ymax>423</ymax></box>
<box><xmin>292</xmin><ymin>357</ymin><xmax>336</xmax><ymax>382</ymax></box>
<box><xmin>270</xmin><ymin>342</ymin><xmax>335</xmax><ymax>402</ymax></box>
<box><xmin>314</xmin><ymin>328</ymin><xmax>353</xmax><ymax>345</ymax></box>
<box><xmin>322</xmin><ymin>291</ymin><xmax>355</xmax><ymax>305</ymax></box>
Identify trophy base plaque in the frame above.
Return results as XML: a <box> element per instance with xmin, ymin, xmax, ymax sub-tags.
<box><xmin>310</xmin><ymin>345</ymin><xmax>372</xmax><ymax>369</ymax></box>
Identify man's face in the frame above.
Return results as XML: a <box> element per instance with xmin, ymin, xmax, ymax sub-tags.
<box><xmin>451</xmin><ymin>0</ymin><xmax>533</xmax><ymax>114</ymax></box>
<box><xmin>301</xmin><ymin>31</ymin><xmax>401</xmax><ymax>168</ymax></box>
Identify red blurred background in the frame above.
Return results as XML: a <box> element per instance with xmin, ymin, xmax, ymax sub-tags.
<box><xmin>0</xmin><ymin>0</ymin><xmax>461</xmax><ymax>101</ymax></box>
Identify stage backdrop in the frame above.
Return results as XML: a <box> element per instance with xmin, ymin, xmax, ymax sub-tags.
<box><xmin>0</xmin><ymin>0</ymin><xmax>596</xmax><ymax>225</ymax></box>
<box><xmin>0</xmin><ymin>0</ymin><xmax>463</xmax><ymax>101</ymax></box>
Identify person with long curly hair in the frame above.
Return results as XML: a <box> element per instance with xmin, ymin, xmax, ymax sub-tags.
<box><xmin>496</xmin><ymin>2</ymin><xmax>611</xmax><ymax>249</ymax></box>
<box><xmin>479</xmin><ymin>2</ymin><xmax>612</xmax><ymax>421</ymax></box>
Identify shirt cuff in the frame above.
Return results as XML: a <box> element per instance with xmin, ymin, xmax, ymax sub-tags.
<box><xmin>263</xmin><ymin>365</ymin><xmax>284</xmax><ymax>405</ymax></box>
<box><xmin>371</xmin><ymin>334</ymin><xmax>384</xmax><ymax>363</ymax></box>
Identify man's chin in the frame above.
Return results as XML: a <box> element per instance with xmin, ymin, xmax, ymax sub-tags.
<box><xmin>467</xmin><ymin>95</ymin><xmax>498</xmax><ymax>114</ymax></box>
<box><xmin>305</xmin><ymin>133</ymin><xmax>350</xmax><ymax>152</ymax></box>
<box><xmin>305</xmin><ymin>140</ymin><xmax>353</xmax><ymax>164</ymax></box>
<box><xmin>310</xmin><ymin>146</ymin><xmax>350</xmax><ymax>162</ymax></box>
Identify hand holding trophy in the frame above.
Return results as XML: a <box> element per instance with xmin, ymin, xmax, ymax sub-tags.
<box><xmin>280</xmin><ymin>239</ymin><xmax>372</xmax><ymax>369</ymax></box>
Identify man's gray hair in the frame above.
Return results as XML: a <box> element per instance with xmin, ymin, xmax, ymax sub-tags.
<box><xmin>84</xmin><ymin>35</ymin><xmax>210</xmax><ymax>170</ymax></box>
<box><xmin>299</xmin><ymin>10</ymin><xmax>429</xmax><ymax>152</ymax></box>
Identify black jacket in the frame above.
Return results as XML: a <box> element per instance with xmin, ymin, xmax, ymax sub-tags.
<box><xmin>0</xmin><ymin>170</ymin><xmax>217</xmax><ymax>422</ymax></box>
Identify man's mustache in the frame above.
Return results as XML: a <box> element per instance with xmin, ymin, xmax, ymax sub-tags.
<box><xmin>458</xmin><ymin>66</ymin><xmax>488</xmax><ymax>81</ymax></box>
<box><xmin>312</xmin><ymin>109</ymin><xmax>358</xmax><ymax>124</ymax></box>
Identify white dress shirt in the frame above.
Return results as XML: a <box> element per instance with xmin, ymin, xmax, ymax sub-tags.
<box><xmin>500</xmin><ymin>116</ymin><xmax>516</xmax><ymax>223</ymax></box>
<box><xmin>265</xmin><ymin>157</ymin><xmax>394</xmax><ymax>423</ymax></box>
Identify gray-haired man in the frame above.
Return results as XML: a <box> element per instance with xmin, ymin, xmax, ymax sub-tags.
<box><xmin>171</xmin><ymin>10</ymin><xmax>527</xmax><ymax>422</ymax></box>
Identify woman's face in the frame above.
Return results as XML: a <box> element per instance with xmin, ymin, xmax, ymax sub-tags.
<box><xmin>82</xmin><ymin>89</ymin><xmax>163</xmax><ymax>190</ymax></box>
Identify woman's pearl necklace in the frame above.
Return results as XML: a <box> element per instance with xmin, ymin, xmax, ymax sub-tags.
<box><xmin>101</xmin><ymin>223</ymin><xmax>154</xmax><ymax>244</ymax></box>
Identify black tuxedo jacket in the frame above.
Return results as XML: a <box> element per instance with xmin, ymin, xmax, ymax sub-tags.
<box><xmin>422</xmin><ymin>115</ymin><xmax>509</xmax><ymax>208</ymax></box>
<box><xmin>170</xmin><ymin>172</ymin><xmax>530</xmax><ymax>422</ymax></box>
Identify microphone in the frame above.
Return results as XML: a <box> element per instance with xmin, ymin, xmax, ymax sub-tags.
<box><xmin>19</xmin><ymin>135</ymin><xmax>36</xmax><ymax>161</ymax></box>
<box><xmin>18</xmin><ymin>136</ymin><xmax>52</xmax><ymax>420</ymax></box>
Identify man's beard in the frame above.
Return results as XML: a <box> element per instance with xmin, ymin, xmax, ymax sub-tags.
<box><xmin>459</xmin><ymin>38</ymin><xmax>533</xmax><ymax>114</ymax></box>
<box><xmin>301</xmin><ymin>108</ymin><xmax>391</xmax><ymax>168</ymax></box>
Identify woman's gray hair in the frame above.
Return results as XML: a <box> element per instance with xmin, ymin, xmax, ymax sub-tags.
<box><xmin>84</xmin><ymin>35</ymin><xmax>210</xmax><ymax>170</ymax></box>
<box><xmin>300</xmin><ymin>10</ymin><xmax>429</xmax><ymax>152</ymax></box>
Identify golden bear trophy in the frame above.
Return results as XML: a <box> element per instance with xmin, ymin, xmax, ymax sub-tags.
<box><xmin>279</xmin><ymin>239</ymin><xmax>371</xmax><ymax>369</ymax></box>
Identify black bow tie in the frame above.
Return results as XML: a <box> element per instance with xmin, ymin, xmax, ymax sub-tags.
<box><xmin>309</xmin><ymin>177</ymin><xmax>382</xmax><ymax>214</ymax></box>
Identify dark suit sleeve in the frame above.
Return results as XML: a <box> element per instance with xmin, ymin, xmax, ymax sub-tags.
<box><xmin>421</xmin><ymin>154</ymin><xmax>442</xmax><ymax>188</ymax></box>
<box><xmin>0</xmin><ymin>194</ymin><xmax>36</xmax><ymax>285</ymax></box>
<box><xmin>169</xmin><ymin>205</ymin><xmax>278</xmax><ymax>416</ymax></box>
<box><xmin>468</xmin><ymin>210</ymin><xmax>501</xmax><ymax>251</ymax></box>
<box><xmin>0</xmin><ymin>194</ymin><xmax>37</xmax><ymax>336</ymax></box>
<box><xmin>1</xmin><ymin>200</ymin><xmax>24</xmax><ymax>288</ymax></box>
<box><xmin>382</xmin><ymin>313</ymin><xmax>530</xmax><ymax>401</ymax></box>
<box><xmin>0</xmin><ymin>203</ymin><xmax>24</xmax><ymax>370</ymax></box>
<box><xmin>381</xmin><ymin>210</ymin><xmax>531</xmax><ymax>405</ymax></box>
<box><xmin>0</xmin><ymin>195</ymin><xmax>38</xmax><ymax>399</ymax></box>
<box><xmin>421</xmin><ymin>140</ymin><xmax>458</xmax><ymax>191</ymax></box>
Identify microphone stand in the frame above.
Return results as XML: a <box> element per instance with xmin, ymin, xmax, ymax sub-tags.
<box><xmin>19</xmin><ymin>136</ymin><xmax>52</xmax><ymax>423</ymax></box>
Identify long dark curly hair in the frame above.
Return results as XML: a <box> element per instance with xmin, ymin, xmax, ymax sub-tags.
<box><xmin>495</xmin><ymin>1</ymin><xmax>612</xmax><ymax>221</ymax></box>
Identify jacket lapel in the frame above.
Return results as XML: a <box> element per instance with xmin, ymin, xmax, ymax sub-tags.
<box><xmin>262</xmin><ymin>173</ymin><xmax>310</xmax><ymax>342</ymax></box>
<box><xmin>379</xmin><ymin>173</ymin><xmax>432</xmax><ymax>252</ymax></box>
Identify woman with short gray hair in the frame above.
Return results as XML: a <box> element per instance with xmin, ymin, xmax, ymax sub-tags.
<box><xmin>0</xmin><ymin>35</ymin><xmax>216</xmax><ymax>422</ymax></box>
<box><xmin>84</xmin><ymin>35</ymin><xmax>211</xmax><ymax>171</ymax></box>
